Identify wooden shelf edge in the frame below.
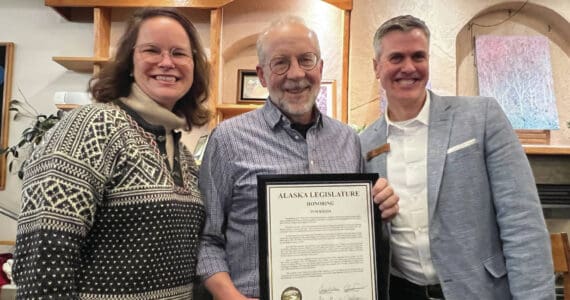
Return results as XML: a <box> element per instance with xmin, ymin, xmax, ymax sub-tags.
<box><xmin>321</xmin><ymin>0</ymin><xmax>352</xmax><ymax>11</ymax></box>
<box><xmin>52</xmin><ymin>56</ymin><xmax>109</xmax><ymax>73</ymax></box>
<box><xmin>45</xmin><ymin>0</ymin><xmax>234</xmax><ymax>9</ymax></box>
<box><xmin>215</xmin><ymin>103</ymin><xmax>261</xmax><ymax>124</ymax></box>
<box><xmin>216</xmin><ymin>103</ymin><xmax>262</xmax><ymax>114</ymax></box>
<box><xmin>50</xmin><ymin>7</ymin><xmax>73</xmax><ymax>19</ymax></box>
<box><xmin>55</xmin><ymin>104</ymin><xmax>80</xmax><ymax>111</ymax></box>
<box><xmin>524</xmin><ymin>146</ymin><xmax>570</xmax><ymax>155</ymax></box>
<box><xmin>56</xmin><ymin>103</ymin><xmax>260</xmax><ymax>120</ymax></box>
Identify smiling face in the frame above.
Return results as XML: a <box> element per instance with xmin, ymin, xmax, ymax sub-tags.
<box><xmin>256</xmin><ymin>22</ymin><xmax>323</xmax><ymax>124</ymax></box>
<box><xmin>373</xmin><ymin>28</ymin><xmax>429</xmax><ymax>120</ymax></box>
<box><xmin>133</xmin><ymin>16</ymin><xmax>194</xmax><ymax>110</ymax></box>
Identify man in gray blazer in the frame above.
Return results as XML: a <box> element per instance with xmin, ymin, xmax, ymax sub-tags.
<box><xmin>360</xmin><ymin>15</ymin><xmax>554</xmax><ymax>300</ymax></box>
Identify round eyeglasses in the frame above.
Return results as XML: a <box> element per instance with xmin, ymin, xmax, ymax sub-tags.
<box><xmin>133</xmin><ymin>44</ymin><xmax>193</xmax><ymax>65</ymax></box>
<box><xmin>268</xmin><ymin>52</ymin><xmax>319</xmax><ymax>75</ymax></box>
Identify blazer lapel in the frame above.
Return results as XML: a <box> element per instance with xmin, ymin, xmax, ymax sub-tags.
<box><xmin>371</xmin><ymin>118</ymin><xmax>389</xmax><ymax>178</ymax></box>
<box><xmin>427</xmin><ymin>92</ymin><xmax>453</xmax><ymax>220</ymax></box>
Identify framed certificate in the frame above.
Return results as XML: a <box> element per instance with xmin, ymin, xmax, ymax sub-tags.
<box><xmin>257</xmin><ymin>173</ymin><xmax>381</xmax><ymax>300</ymax></box>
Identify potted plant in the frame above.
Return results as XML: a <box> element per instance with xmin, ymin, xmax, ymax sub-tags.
<box><xmin>0</xmin><ymin>92</ymin><xmax>63</xmax><ymax>179</ymax></box>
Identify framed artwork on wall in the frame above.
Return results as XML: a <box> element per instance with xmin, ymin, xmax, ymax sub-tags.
<box><xmin>316</xmin><ymin>80</ymin><xmax>336</xmax><ymax>118</ymax></box>
<box><xmin>237</xmin><ymin>69</ymin><xmax>268</xmax><ymax>103</ymax></box>
<box><xmin>475</xmin><ymin>35</ymin><xmax>559</xmax><ymax>130</ymax></box>
<box><xmin>0</xmin><ymin>42</ymin><xmax>14</xmax><ymax>190</ymax></box>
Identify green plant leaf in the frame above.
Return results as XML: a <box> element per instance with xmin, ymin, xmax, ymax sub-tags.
<box><xmin>4</xmin><ymin>96</ymin><xmax>64</xmax><ymax>180</ymax></box>
<box><xmin>17</xmin><ymin>140</ymin><xmax>26</xmax><ymax>148</ymax></box>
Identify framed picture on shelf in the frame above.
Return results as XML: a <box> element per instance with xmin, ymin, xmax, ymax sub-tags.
<box><xmin>237</xmin><ymin>69</ymin><xmax>268</xmax><ymax>103</ymax></box>
<box><xmin>316</xmin><ymin>80</ymin><xmax>336</xmax><ymax>118</ymax></box>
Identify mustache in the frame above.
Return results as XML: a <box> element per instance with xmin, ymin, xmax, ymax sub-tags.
<box><xmin>281</xmin><ymin>79</ymin><xmax>310</xmax><ymax>90</ymax></box>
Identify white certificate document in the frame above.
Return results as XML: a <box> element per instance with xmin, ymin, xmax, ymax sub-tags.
<box><xmin>258</xmin><ymin>174</ymin><xmax>380</xmax><ymax>300</ymax></box>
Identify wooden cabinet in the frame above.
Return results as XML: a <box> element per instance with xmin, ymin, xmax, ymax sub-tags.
<box><xmin>45</xmin><ymin>0</ymin><xmax>353</xmax><ymax>124</ymax></box>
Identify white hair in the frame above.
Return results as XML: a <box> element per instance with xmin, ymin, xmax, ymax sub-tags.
<box><xmin>256</xmin><ymin>16</ymin><xmax>321</xmax><ymax>65</ymax></box>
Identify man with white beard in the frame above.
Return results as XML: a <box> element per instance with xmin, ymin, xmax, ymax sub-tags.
<box><xmin>195</xmin><ymin>16</ymin><xmax>400</xmax><ymax>300</ymax></box>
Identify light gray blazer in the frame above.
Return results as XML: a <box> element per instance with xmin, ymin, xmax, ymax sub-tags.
<box><xmin>360</xmin><ymin>91</ymin><xmax>554</xmax><ymax>300</ymax></box>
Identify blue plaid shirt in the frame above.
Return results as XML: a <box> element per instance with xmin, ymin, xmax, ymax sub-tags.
<box><xmin>196</xmin><ymin>100</ymin><xmax>363</xmax><ymax>297</ymax></box>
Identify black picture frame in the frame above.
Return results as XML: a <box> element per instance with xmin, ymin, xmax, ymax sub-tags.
<box><xmin>257</xmin><ymin>173</ymin><xmax>381</xmax><ymax>300</ymax></box>
<box><xmin>237</xmin><ymin>69</ymin><xmax>268</xmax><ymax>103</ymax></box>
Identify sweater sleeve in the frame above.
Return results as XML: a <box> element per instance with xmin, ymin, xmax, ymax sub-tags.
<box><xmin>12</xmin><ymin>105</ymin><xmax>122</xmax><ymax>299</ymax></box>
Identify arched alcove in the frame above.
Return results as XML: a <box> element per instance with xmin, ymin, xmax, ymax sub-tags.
<box><xmin>217</xmin><ymin>0</ymin><xmax>347</xmax><ymax>119</ymax></box>
<box><xmin>456</xmin><ymin>1</ymin><xmax>570</xmax><ymax>144</ymax></box>
<box><xmin>221</xmin><ymin>33</ymin><xmax>259</xmax><ymax>105</ymax></box>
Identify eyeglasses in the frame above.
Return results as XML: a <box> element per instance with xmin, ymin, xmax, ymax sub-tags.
<box><xmin>268</xmin><ymin>52</ymin><xmax>319</xmax><ymax>75</ymax></box>
<box><xmin>133</xmin><ymin>44</ymin><xmax>193</xmax><ymax>65</ymax></box>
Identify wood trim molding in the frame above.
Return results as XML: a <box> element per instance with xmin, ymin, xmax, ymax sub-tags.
<box><xmin>209</xmin><ymin>7</ymin><xmax>222</xmax><ymax>128</ymax></box>
<box><xmin>524</xmin><ymin>146</ymin><xmax>570</xmax><ymax>155</ymax></box>
<box><xmin>0</xmin><ymin>43</ymin><xmax>14</xmax><ymax>190</ymax></box>
<box><xmin>320</xmin><ymin>0</ymin><xmax>352</xmax><ymax>11</ymax></box>
<box><xmin>340</xmin><ymin>10</ymin><xmax>350</xmax><ymax>123</ymax></box>
<box><xmin>93</xmin><ymin>7</ymin><xmax>111</xmax><ymax>74</ymax></box>
<box><xmin>93</xmin><ymin>7</ymin><xmax>110</xmax><ymax>58</ymax></box>
<box><xmin>45</xmin><ymin>0</ymin><xmax>234</xmax><ymax>9</ymax></box>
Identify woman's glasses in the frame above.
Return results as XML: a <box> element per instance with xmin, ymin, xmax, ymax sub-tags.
<box><xmin>133</xmin><ymin>44</ymin><xmax>193</xmax><ymax>65</ymax></box>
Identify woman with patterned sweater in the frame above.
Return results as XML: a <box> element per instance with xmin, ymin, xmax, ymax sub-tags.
<box><xmin>12</xmin><ymin>8</ymin><xmax>210</xmax><ymax>299</ymax></box>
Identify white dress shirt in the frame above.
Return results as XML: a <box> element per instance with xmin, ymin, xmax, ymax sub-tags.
<box><xmin>386</xmin><ymin>93</ymin><xmax>439</xmax><ymax>285</ymax></box>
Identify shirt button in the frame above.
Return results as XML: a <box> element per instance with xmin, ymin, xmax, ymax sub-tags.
<box><xmin>310</xmin><ymin>160</ymin><xmax>314</xmax><ymax>165</ymax></box>
<box><xmin>294</xmin><ymin>136</ymin><xmax>299</xmax><ymax>140</ymax></box>
<box><xmin>156</xmin><ymin>136</ymin><xmax>166</xmax><ymax>142</ymax></box>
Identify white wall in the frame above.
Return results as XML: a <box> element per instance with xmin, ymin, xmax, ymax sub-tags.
<box><xmin>0</xmin><ymin>0</ymin><xmax>93</xmax><ymax>239</ymax></box>
<box><xmin>0</xmin><ymin>213</ymin><xmax>17</xmax><ymax>240</ymax></box>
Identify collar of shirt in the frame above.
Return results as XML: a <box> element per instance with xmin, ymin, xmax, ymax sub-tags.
<box><xmin>262</xmin><ymin>98</ymin><xmax>323</xmax><ymax>130</ymax></box>
<box><xmin>385</xmin><ymin>90</ymin><xmax>431</xmax><ymax>136</ymax></box>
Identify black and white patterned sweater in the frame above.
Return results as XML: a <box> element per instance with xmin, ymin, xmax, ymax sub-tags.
<box><xmin>13</xmin><ymin>101</ymin><xmax>205</xmax><ymax>299</ymax></box>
